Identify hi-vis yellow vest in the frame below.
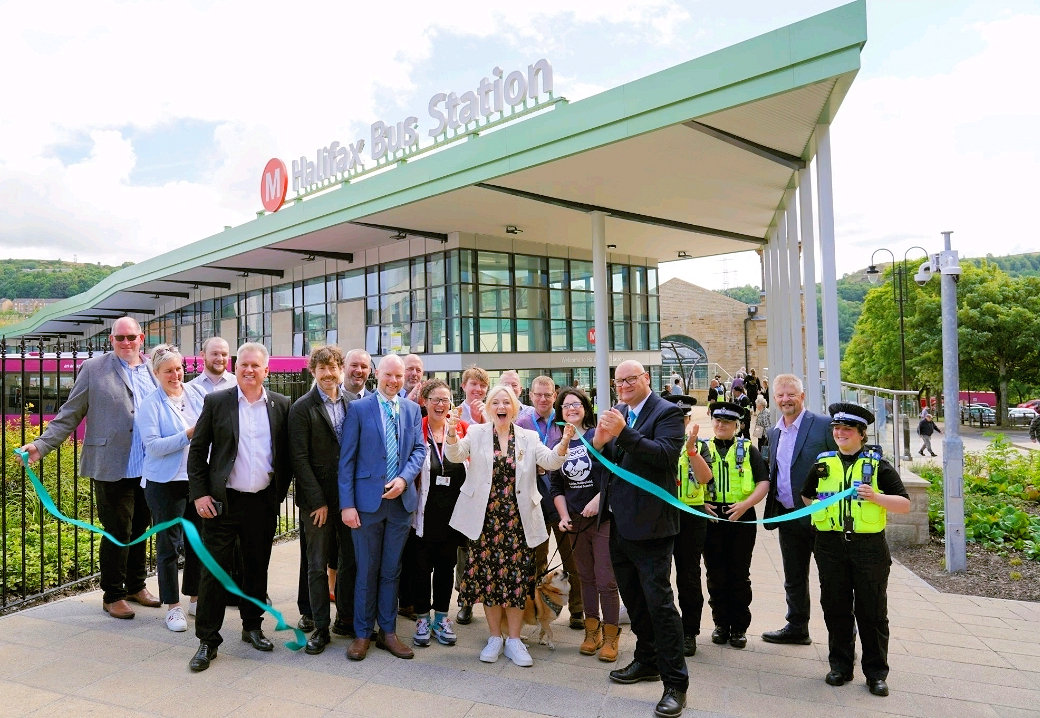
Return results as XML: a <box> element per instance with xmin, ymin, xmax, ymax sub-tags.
<box><xmin>810</xmin><ymin>450</ymin><xmax>887</xmax><ymax>534</ymax></box>
<box><xmin>677</xmin><ymin>441</ymin><xmax>705</xmax><ymax>506</ymax></box>
<box><xmin>706</xmin><ymin>438</ymin><xmax>755</xmax><ymax>503</ymax></box>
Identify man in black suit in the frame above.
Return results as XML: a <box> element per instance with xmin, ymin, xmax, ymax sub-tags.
<box><xmin>186</xmin><ymin>342</ymin><xmax>291</xmax><ymax>672</ymax></box>
<box><xmin>761</xmin><ymin>373</ymin><xmax>837</xmax><ymax>645</ymax></box>
<box><xmin>290</xmin><ymin>345</ymin><xmax>358</xmax><ymax>654</ymax></box>
<box><xmin>594</xmin><ymin>360</ymin><xmax>687</xmax><ymax>718</ymax></box>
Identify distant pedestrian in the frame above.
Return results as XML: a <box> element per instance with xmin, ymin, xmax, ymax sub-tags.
<box><xmin>1031</xmin><ymin>413</ymin><xmax>1040</xmax><ymax>443</ymax></box>
<box><xmin>917</xmin><ymin>412</ymin><xmax>940</xmax><ymax>457</ymax></box>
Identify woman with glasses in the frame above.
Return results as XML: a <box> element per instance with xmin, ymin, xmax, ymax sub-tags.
<box><xmin>136</xmin><ymin>344</ymin><xmax>204</xmax><ymax>632</ymax></box>
<box><xmin>410</xmin><ymin>380</ymin><xmax>469</xmax><ymax>648</ymax></box>
<box><xmin>445</xmin><ymin>385</ymin><xmax>575</xmax><ymax>667</ymax></box>
<box><xmin>550</xmin><ymin>387</ymin><xmax>621</xmax><ymax>662</ymax></box>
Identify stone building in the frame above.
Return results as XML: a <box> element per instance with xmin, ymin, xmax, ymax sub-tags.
<box><xmin>659</xmin><ymin>278</ymin><xmax>768</xmax><ymax>400</ymax></box>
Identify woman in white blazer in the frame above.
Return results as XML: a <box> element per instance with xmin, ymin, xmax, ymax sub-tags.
<box><xmin>445</xmin><ymin>384</ymin><xmax>574</xmax><ymax>667</ymax></box>
<box><xmin>136</xmin><ymin>345</ymin><xmax>203</xmax><ymax>632</ymax></box>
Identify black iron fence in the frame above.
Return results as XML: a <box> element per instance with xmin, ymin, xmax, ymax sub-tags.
<box><xmin>0</xmin><ymin>340</ymin><xmax>310</xmax><ymax>614</ymax></box>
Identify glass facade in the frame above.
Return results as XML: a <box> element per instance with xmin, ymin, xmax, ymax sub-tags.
<box><xmin>135</xmin><ymin>248</ymin><xmax>659</xmax><ymax>361</ymax></box>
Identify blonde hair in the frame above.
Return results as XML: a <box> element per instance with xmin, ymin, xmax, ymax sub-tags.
<box><xmin>150</xmin><ymin>344</ymin><xmax>182</xmax><ymax>373</ymax></box>
<box><xmin>485</xmin><ymin>384</ymin><xmax>520</xmax><ymax>420</ymax></box>
<box><xmin>772</xmin><ymin>373</ymin><xmax>804</xmax><ymax>394</ymax></box>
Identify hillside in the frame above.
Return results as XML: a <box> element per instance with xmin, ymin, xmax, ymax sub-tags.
<box><xmin>0</xmin><ymin>259</ymin><xmax>130</xmax><ymax>300</ymax></box>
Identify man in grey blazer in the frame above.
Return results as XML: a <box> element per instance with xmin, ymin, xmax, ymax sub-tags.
<box><xmin>761</xmin><ymin>374</ymin><xmax>837</xmax><ymax>645</ymax></box>
<box><xmin>20</xmin><ymin>316</ymin><xmax>160</xmax><ymax>619</ymax></box>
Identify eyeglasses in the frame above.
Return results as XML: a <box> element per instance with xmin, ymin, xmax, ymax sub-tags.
<box><xmin>111</xmin><ymin>334</ymin><xmax>141</xmax><ymax>343</ymax></box>
<box><xmin>531</xmin><ymin>392</ymin><xmax>554</xmax><ymax>400</ymax></box>
<box><xmin>427</xmin><ymin>397</ymin><xmax>452</xmax><ymax>405</ymax></box>
<box><xmin>613</xmin><ymin>373</ymin><xmax>646</xmax><ymax>388</ymax></box>
<box><xmin>561</xmin><ymin>402</ymin><xmax>582</xmax><ymax>410</ymax></box>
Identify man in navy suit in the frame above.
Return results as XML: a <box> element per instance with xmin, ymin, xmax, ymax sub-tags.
<box><xmin>339</xmin><ymin>354</ymin><xmax>426</xmax><ymax>661</ymax></box>
<box><xmin>761</xmin><ymin>374</ymin><xmax>837</xmax><ymax>645</ymax></box>
<box><xmin>594</xmin><ymin>361</ymin><xmax>687</xmax><ymax>718</ymax></box>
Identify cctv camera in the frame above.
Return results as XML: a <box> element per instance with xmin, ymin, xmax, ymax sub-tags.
<box><xmin>914</xmin><ymin>260</ymin><xmax>933</xmax><ymax>286</ymax></box>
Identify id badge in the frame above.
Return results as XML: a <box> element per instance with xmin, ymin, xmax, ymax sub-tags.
<box><xmin>436</xmin><ymin>474</ymin><xmax>451</xmax><ymax>487</ymax></box>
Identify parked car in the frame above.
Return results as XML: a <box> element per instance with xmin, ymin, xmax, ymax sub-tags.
<box><xmin>961</xmin><ymin>404</ymin><xmax>995</xmax><ymax>425</ymax></box>
<box><xmin>1008</xmin><ymin>407</ymin><xmax>1038</xmax><ymax>421</ymax></box>
<box><xmin>1016</xmin><ymin>399</ymin><xmax>1040</xmax><ymax>409</ymax></box>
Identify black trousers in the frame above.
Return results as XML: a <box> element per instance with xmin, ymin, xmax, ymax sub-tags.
<box><xmin>398</xmin><ymin>530</ymin><xmax>420</xmax><ymax>610</ymax></box>
<box><xmin>673</xmin><ymin>510</ymin><xmax>707</xmax><ymax>637</ymax></box>
<box><xmin>414</xmin><ymin>534</ymin><xmax>460</xmax><ymax>614</ymax></box>
<box><xmin>703</xmin><ymin>504</ymin><xmax>757</xmax><ymax>634</ymax></box>
<box><xmin>302</xmin><ymin>511</ymin><xmax>356</xmax><ymax>629</ymax></box>
<box><xmin>610</xmin><ymin>526</ymin><xmax>688</xmax><ymax>691</ymax></box>
<box><xmin>195</xmin><ymin>490</ymin><xmax>277</xmax><ymax>646</ymax></box>
<box><xmin>776</xmin><ymin>513</ymin><xmax>815</xmax><ymax>630</ymax></box>
<box><xmin>815</xmin><ymin>531</ymin><xmax>892</xmax><ymax>680</ymax></box>
<box><xmin>93</xmin><ymin>478</ymin><xmax>150</xmax><ymax>604</ymax></box>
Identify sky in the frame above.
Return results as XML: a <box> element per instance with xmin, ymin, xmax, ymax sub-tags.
<box><xmin>2</xmin><ymin>0</ymin><xmax>1037</xmax><ymax>291</ymax></box>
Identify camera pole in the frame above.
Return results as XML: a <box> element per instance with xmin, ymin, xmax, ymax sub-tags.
<box><xmin>938</xmin><ymin>230</ymin><xmax>966</xmax><ymax>573</ymax></box>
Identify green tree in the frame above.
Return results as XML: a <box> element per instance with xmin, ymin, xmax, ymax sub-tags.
<box><xmin>841</xmin><ymin>264</ymin><xmax>916</xmax><ymax>388</ymax></box>
<box><xmin>719</xmin><ymin>284</ymin><xmax>761</xmax><ymax>305</ymax></box>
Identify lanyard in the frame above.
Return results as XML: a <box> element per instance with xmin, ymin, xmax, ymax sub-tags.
<box><xmin>535</xmin><ymin>410</ymin><xmax>555</xmax><ymax>444</ymax></box>
<box><xmin>426</xmin><ymin>423</ymin><xmax>447</xmax><ymax>470</ymax></box>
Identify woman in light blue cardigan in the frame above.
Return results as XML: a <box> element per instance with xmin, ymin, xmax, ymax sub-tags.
<box><xmin>136</xmin><ymin>345</ymin><xmax>204</xmax><ymax>632</ymax></box>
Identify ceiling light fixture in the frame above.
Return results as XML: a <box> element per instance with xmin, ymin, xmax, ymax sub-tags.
<box><xmin>505</xmin><ymin>225</ymin><xmax>522</xmax><ymax>234</ymax></box>
<box><xmin>677</xmin><ymin>250</ymin><xmax>691</xmax><ymax>259</ymax></box>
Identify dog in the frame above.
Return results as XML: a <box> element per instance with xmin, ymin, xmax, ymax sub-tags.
<box><xmin>522</xmin><ymin>569</ymin><xmax>571</xmax><ymax>650</ymax></box>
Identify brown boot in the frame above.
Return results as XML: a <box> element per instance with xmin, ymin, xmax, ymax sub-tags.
<box><xmin>580</xmin><ymin>617</ymin><xmax>603</xmax><ymax>655</ymax></box>
<box><xmin>599</xmin><ymin>624</ymin><xmax>620</xmax><ymax>662</ymax></box>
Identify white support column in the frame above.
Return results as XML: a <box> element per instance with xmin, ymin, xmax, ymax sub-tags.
<box><xmin>785</xmin><ymin>195</ymin><xmax>805</xmax><ymax>382</ymax></box>
<box><xmin>775</xmin><ymin>212</ymin><xmax>792</xmax><ymax>376</ymax></box>
<box><xmin>816</xmin><ymin>124</ymin><xmax>842</xmax><ymax>405</ymax></box>
<box><xmin>590</xmin><ymin>211</ymin><xmax>611</xmax><ymax>410</ymax></box>
<box><xmin>799</xmin><ymin>165</ymin><xmax>822</xmax><ymax>413</ymax></box>
<box><xmin>766</xmin><ymin>228</ymin><xmax>781</xmax><ymax>383</ymax></box>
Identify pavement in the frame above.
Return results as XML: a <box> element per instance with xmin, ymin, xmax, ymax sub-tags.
<box><xmin>2</xmin><ymin>412</ymin><xmax>1038</xmax><ymax>718</ymax></box>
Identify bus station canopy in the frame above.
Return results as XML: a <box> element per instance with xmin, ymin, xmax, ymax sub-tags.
<box><xmin>6</xmin><ymin>1</ymin><xmax>866</xmax><ymax>341</ymax></box>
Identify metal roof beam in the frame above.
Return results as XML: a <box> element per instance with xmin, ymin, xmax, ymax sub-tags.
<box><xmin>349</xmin><ymin>222</ymin><xmax>449</xmax><ymax>243</ymax></box>
<box><xmin>102</xmin><ymin>308</ymin><xmax>156</xmax><ymax>315</ymax></box>
<box><xmin>267</xmin><ymin>247</ymin><xmax>356</xmax><ymax>263</ymax></box>
<box><xmin>476</xmin><ymin>183</ymin><xmax>765</xmax><ymax>245</ymax></box>
<box><xmin>126</xmin><ymin>290</ymin><xmax>191</xmax><ymax>299</ymax></box>
<box><xmin>203</xmin><ymin>266</ymin><xmax>285</xmax><ymax>278</ymax></box>
<box><xmin>163</xmin><ymin>279</ymin><xmax>233</xmax><ymax>290</ymax></box>
<box><xmin>682</xmin><ymin>120</ymin><xmax>805</xmax><ymax>170</ymax></box>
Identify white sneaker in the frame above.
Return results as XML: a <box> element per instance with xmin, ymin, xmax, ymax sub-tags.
<box><xmin>504</xmin><ymin>637</ymin><xmax>533</xmax><ymax>667</ymax></box>
<box><xmin>618</xmin><ymin>603</ymin><xmax>630</xmax><ymax>625</ymax></box>
<box><xmin>165</xmin><ymin>606</ymin><xmax>187</xmax><ymax>632</ymax></box>
<box><xmin>187</xmin><ymin>600</ymin><xmax>197</xmax><ymax>617</ymax></box>
<box><xmin>479</xmin><ymin>635</ymin><xmax>504</xmax><ymax>663</ymax></box>
<box><xmin>413</xmin><ymin>616</ymin><xmax>431</xmax><ymax>647</ymax></box>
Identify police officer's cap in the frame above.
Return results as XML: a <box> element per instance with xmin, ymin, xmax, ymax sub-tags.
<box><xmin>827</xmin><ymin>402</ymin><xmax>874</xmax><ymax>428</ymax></box>
<box><xmin>664</xmin><ymin>394</ymin><xmax>697</xmax><ymax>415</ymax></box>
<box><xmin>709</xmin><ymin>401</ymin><xmax>743</xmax><ymax>422</ymax></box>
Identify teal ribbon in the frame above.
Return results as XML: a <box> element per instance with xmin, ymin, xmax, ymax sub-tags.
<box><xmin>575</xmin><ymin>434</ymin><xmax>855</xmax><ymax>524</ymax></box>
<box><xmin>15</xmin><ymin>449</ymin><xmax>306</xmax><ymax>650</ymax></box>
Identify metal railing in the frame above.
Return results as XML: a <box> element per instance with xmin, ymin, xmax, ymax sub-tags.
<box><xmin>839</xmin><ymin>381</ymin><xmax>922</xmax><ymax>473</ymax></box>
<box><xmin>0</xmin><ymin>340</ymin><xmax>309</xmax><ymax>615</ymax></box>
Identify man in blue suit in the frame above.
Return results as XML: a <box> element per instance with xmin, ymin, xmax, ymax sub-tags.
<box><xmin>339</xmin><ymin>354</ymin><xmax>426</xmax><ymax>661</ymax></box>
<box><xmin>762</xmin><ymin>374</ymin><xmax>837</xmax><ymax>645</ymax></box>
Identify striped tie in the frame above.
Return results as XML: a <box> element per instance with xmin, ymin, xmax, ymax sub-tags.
<box><xmin>384</xmin><ymin>399</ymin><xmax>399</xmax><ymax>481</ymax></box>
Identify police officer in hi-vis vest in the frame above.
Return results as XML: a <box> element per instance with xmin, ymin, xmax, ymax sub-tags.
<box><xmin>801</xmin><ymin>402</ymin><xmax>910</xmax><ymax>698</ymax></box>
<box><xmin>663</xmin><ymin>394</ymin><xmax>713</xmax><ymax>657</ymax></box>
<box><xmin>702</xmin><ymin>401</ymin><xmax>769</xmax><ymax>649</ymax></box>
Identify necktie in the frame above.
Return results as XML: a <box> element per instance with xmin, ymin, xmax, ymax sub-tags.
<box><xmin>384</xmin><ymin>400</ymin><xmax>399</xmax><ymax>481</ymax></box>
<box><xmin>628</xmin><ymin>411</ymin><xmax>638</xmax><ymax>428</ymax></box>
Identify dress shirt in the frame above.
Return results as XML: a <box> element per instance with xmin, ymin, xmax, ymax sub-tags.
<box><xmin>186</xmin><ymin>371</ymin><xmax>237</xmax><ymax>400</ymax></box>
<box><xmin>775</xmin><ymin>408</ymin><xmax>806</xmax><ymax>509</ymax></box>
<box><xmin>318</xmin><ymin>384</ymin><xmax>348</xmax><ymax>441</ymax></box>
<box><xmin>625</xmin><ymin>393</ymin><xmax>651</xmax><ymax>423</ymax></box>
<box><xmin>227</xmin><ymin>388</ymin><xmax>274</xmax><ymax>493</ymax></box>
<box><xmin>119</xmin><ymin>356</ymin><xmax>157</xmax><ymax>478</ymax></box>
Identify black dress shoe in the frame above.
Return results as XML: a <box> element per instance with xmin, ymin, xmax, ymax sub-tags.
<box><xmin>297</xmin><ymin>615</ymin><xmax>315</xmax><ymax>632</ymax></box>
<box><xmin>331</xmin><ymin>618</ymin><xmax>354</xmax><ymax>637</ymax></box>
<box><xmin>456</xmin><ymin>604</ymin><xmax>473</xmax><ymax>625</ymax></box>
<box><xmin>241</xmin><ymin>629</ymin><xmax>274</xmax><ymax>651</ymax></box>
<box><xmin>682</xmin><ymin>634</ymin><xmax>697</xmax><ymax>657</ymax></box>
<box><xmin>305</xmin><ymin>627</ymin><xmax>331</xmax><ymax>655</ymax></box>
<box><xmin>710</xmin><ymin>626</ymin><xmax>729</xmax><ymax>645</ymax></box>
<box><xmin>728</xmin><ymin>633</ymin><xmax>747</xmax><ymax>649</ymax></box>
<box><xmin>189</xmin><ymin>643</ymin><xmax>217</xmax><ymax>672</ymax></box>
<box><xmin>608</xmin><ymin>660</ymin><xmax>661</xmax><ymax>684</ymax></box>
<box><xmin>825</xmin><ymin>670</ymin><xmax>853</xmax><ymax>686</ymax></box>
<box><xmin>761</xmin><ymin>625</ymin><xmax>812</xmax><ymax>645</ymax></box>
<box><xmin>653</xmin><ymin>687</ymin><xmax>686</xmax><ymax>718</ymax></box>
<box><xmin>867</xmin><ymin>678</ymin><xmax>890</xmax><ymax>696</ymax></box>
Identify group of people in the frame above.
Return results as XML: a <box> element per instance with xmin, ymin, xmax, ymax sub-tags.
<box><xmin>21</xmin><ymin>322</ymin><xmax>911</xmax><ymax>717</ymax></box>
